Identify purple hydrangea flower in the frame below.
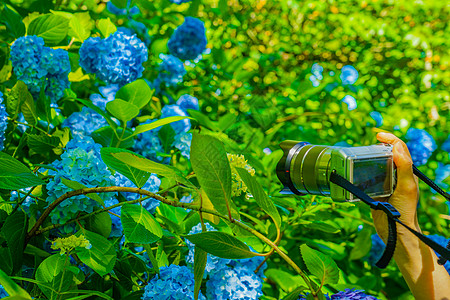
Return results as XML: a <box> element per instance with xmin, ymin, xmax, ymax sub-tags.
<box><xmin>90</xmin><ymin>84</ymin><xmax>120</xmax><ymax>110</ymax></box>
<box><xmin>79</xmin><ymin>31</ymin><xmax>148</xmax><ymax>86</ymax></box>
<box><xmin>370</xmin><ymin>111</ymin><xmax>383</xmax><ymax>127</ymax></box>
<box><xmin>168</xmin><ymin>17</ymin><xmax>207</xmax><ymax>60</ymax></box>
<box><xmin>0</xmin><ymin>91</ymin><xmax>7</xmax><ymax>151</ymax></box>
<box><xmin>299</xmin><ymin>289</ymin><xmax>380</xmax><ymax>300</ymax></box>
<box><xmin>156</xmin><ymin>54</ymin><xmax>186</xmax><ymax>87</ymax></box>
<box><xmin>62</xmin><ymin>107</ymin><xmax>108</xmax><ymax>137</ymax></box>
<box><xmin>340</xmin><ymin>65</ymin><xmax>359</xmax><ymax>85</ymax></box>
<box><xmin>341</xmin><ymin>95</ymin><xmax>357</xmax><ymax>110</ymax></box>
<box><xmin>405</xmin><ymin>128</ymin><xmax>437</xmax><ymax>166</ymax></box>
<box><xmin>176</xmin><ymin>94</ymin><xmax>199</xmax><ymax>111</ymax></box>
<box><xmin>161</xmin><ymin>105</ymin><xmax>190</xmax><ymax>133</ymax></box>
<box><xmin>142</xmin><ymin>265</ymin><xmax>206</xmax><ymax>300</ymax></box>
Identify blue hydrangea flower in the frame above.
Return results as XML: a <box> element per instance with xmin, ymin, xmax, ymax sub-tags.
<box><xmin>340</xmin><ymin>65</ymin><xmax>359</xmax><ymax>85</ymax></box>
<box><xmin>142</xmin><ymin>265</ymin><xmax>205</xmax><ymax>300</ymax></box>
<box><xmin>205</xmin><ymin>265</ymin><xmax>263</xmax><ymax>300</ymax></box>
<box><xmin>309</xmin><ymin>63</ymin><xmax>323</xmax><ymax>87</ymax></box>
<box><xmin>309</xmin><ymin>75</ymin><xmax>320</xmax><ymax>87</ymax></box>
<box><xmin>0</xmin><ymin>284</ymin><xmax>8</xmax><ymax>298</ymax></box>
<box><xmin>161</xmin><ymin>105</ymin><xmax>190</xmax><ymax>133</ymax></box>
<box><xmin>104</xmin><ymin>197</ymin><xmax>123</xmax><ymax>237</ymax></box>
<box><xmin>442</xmin><ymin>135</ymin><xmax>450</xmax><ymax>153</ymax></box>
<box><xmin>79</xmin><ymin>31</ymin><xmax>148</xmax><ymax>86</ymax></box>
<box><xmin>168</xmin><ymin>17</ymin><xmax>207</xmax><ymax>60</ymax></box>
<box><xmin>341</xmin><ymin>95</ymin><xmax>357</xmax><ymax>110</ymax></box>
<box><xmin>370</xmin><ymin>111</ymin><xmax>383</xmax><ymax>127</ymax></box>
<box><xmin>62</xmin><ymin>107</ymin><xmax>108</xmax><ymax>137</ymax></box>
<box><xmin>435</xmin><ymin>163</ymin><xmax>450</xmax><ymax>190</ymax></box>
<box><xmin>90</xmin><ymin>84</ymin><xmax>120</xmax><ymax>110</ymax></box>
<box><xmin>46</xmin><ymin>136</ymin><xmax>115</xmax><ymax>227</ymax></box>
<box><xmin>172</xmin><ymin>132</ymin><xmax>192</xmax><ymax>158</ymax></box>
<box><xmin>367</xmin><ymin>234</ymin><xmax>385</xmax><ymax>266</ymax></box>
<box><xmin>10</xmin><ymin>188</ymin><xmax>34</xmax><ymax>214</ymax></box>
<box><xmin>10</xmin><ymin>36</ymin><xmax>70</xmax><ymax>102</ymax></box>
<box><xmin>0</xmin><ymin>91</ymin><xmax>8</xmax><ymax>151</ymax></box>
<box><xmin>156</xmin><ymin>54</ymin><xmax>186</xmax><ymax>87</ymax></box>
<box><xmin>115</xmin><ymin>172</ymin><xmax>161</xmax><ymax>212</ymax></box>
<box><xmin>405</xmin><ymin>128</ymin><xmax>437</xmax><ymax>166</ymax></box>
<box><xmin>133</xmin><ymin>125</ymin><xmax>165</xmax><ymax>161</ymax></box>
<box><xmin>298</xmin><ymin>289</ymin><xmax>380</xmax><ymax>300</ymax></box>
<box><xmin>169</xmin><ymin>0</ymin><xmax>192</xmax><ymax>4</ymax></box>
<box><xmin>426</xmin><ymin>234</ymin><xmax>450</xmax><ymax>275</ymax></box>
<box><xmin>176</xmin><ymin>94</ymin><xmax>199</xmax><ymax>111</ymax></box>
<box><xmin>107</xmin><ymin>0</ymin><xmax>140</xmax><ymax>16</ymax></box>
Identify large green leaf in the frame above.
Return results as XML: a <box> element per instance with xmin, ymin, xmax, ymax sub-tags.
<box><xmin>6</xmin><ymin>81</ymin><xmax>29</xmax><ymax>119</ymax></box>
<box><xmin>20</xmin><ymin>89</ymin><xmax>38</xmax><ymax>125</ymax></box>
<box><xmin>97</xmin><ymin>18</ymin><xmax>116</xmax><ymax>38</ymax></box>
<box><xmin>300</xmin><ymin>244</ymin><xmax>340</xmax><ymax>286</ymax></box>
<box><xmin>0</xmin><ymin>4</ymin><xmax>25</xmax><ymax>38</ymax></box>
<box><xmin>100</xmin><ymin>147</ymin><xmax>151</xmax><ymax>188</ymax></box>
<box><xmin>1</xmin><ymin>211</ymin><xmax>26</xmax><ymax>274</ymax></box>
<box><xmin>0</xmin><ymin>152</ymin><xmax>44</xmax><ymax>190</ymax></box>
<box><xmin>190</xmin><ymin>133</ymin><xmax>233</xmax><ymax>217</ymax></box>
<box><xmin>121</xmin><ymin>204</ymin><xmax>163</xmax><ymax>244</ymax></box>
<box><xmin>111</xmin><ymin>151</ymin><xmax>195</xmax><ymax>189</ymax></box>
<box><xmin>76</xmin><ymin>229</ymin><xmax>116</xmax><ymax>277</ymax></box>
<box><xmin>236</xmin><ymin>167</ymin><xmax>281</xmax><ymax>227</ymax></box>
<box><xmin>349</xmin><ymin>227</ymin><xmax>373</xmax><ymax>260</ymax></box>
<box><xmin>67</xmin><ymin>12</ymin><xmax>93</xmax><ymax>42</ymax></box>
<box><xmin>185</xmin><ymin>231</ymin><xmax>256</xmax><ymax>259</ymax></box>
<box><xmin>115</xmin><ymin>79</ymin><xmax>153</xmax><ymax>109</ymax></box>
<box><xmin>27</xmin><ymin>134</ymin><xmax>60</xmax><ymax>154</ymax></box>
<box><xmin>130</xmin><ymin>116</ymin><xmax>192</xmax><ymax>138</ymax></box>
<box><xmin>27</xmin><ymin>14</ymin><xmax>69</xmax><ymax>45</ymax></box>
<box><xmin>0</xmin><ymin>268</ymin><xmax>32</xmax><ymax>299</ymax></box>
<box><xmin>35</xmin><ymin>254</ymin><xmax>70</xmax><ymax>298</ymax></box>
<box><xmin>194</xmin><ymin>246</ymin><xmax>207</xmax><ymax>300</ymax></box>
<box><xmin>106</xmin><ymin>99</ymin><xmax>140</xmax><ymax>123</ymax></box>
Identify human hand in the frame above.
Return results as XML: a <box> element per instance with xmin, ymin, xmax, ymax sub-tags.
<box><xmin>371</xmin><ymin>132</ymin><xmax>420</xmax><ymax>242</ymax></box>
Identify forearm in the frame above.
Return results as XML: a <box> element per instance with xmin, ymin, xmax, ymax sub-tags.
<box><xmin>393</xmin><ymin>227</ymin><xmax>450</xmax><ymax>300</ymax></box>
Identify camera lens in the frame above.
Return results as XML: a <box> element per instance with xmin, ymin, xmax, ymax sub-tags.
<box><xmin>276</xmin><ymin>141</ymin><xmax>332</xmax><ymax>196</ymax></box>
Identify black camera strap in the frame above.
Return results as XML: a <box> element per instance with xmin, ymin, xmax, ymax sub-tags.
<box><xmin>329</xmin><ymin>170</ymin><xmax>450</xmax><ymax>269</ymax></box>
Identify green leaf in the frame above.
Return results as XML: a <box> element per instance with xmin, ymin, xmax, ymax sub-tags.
<box><xmin>265</xmin><ymin>269</ymin><xmax>308</xmax><ymax>294</ymax></box>
<box><xmin>27</xmin><ymin>134</ymin><xmax>60</xmax><ymax>154</ymax></box>
<box><xmin>36</xmin><ymin>85</ymin><xmax>52</xmax><ymax>125</ymax></box>
<box><xmin>110</xmin><ymin>151</ymin><xmax>196</xmax><ymax>189</ymax></box>
<box><xmin>6</xmin><ymin>81</ymin><xmax>29</xmax><ymax>119</ymax></box>
<box><xmin>185</xmin><ymin>231</ymin><xmax>256</xmax><ymax>259</ymax></box>
<box><xmin>27</xmin><ymin>14</ymin><xmax>69</xmax><ymax>45</ymax></box>
<box><xmin>0</xmin><ymin>4</ymin><xmax>26</xmax><ymax>38</ymax></box>
<box><xmin>300</xmin><ymin>244</ymin><xmax>340</xmax><ymax>286</ymax></box>
<box><xmin>84</xmin><ymin>211</ymin><xmax>112</xmax><ymax>238</ymax></box>
<box><xmin>349</xmin><ymin>227</ymin><xmax>373</xmax><ymax>260</ymax></box>
<box><xmin>0</xmin><ymin>268</ymin><xmax>32</xmax><ymax>299</ymax></box>
<box><xmin>67</xmin><ymin>12</ymin><xmax>93</xmax><ymax>42</ymax></box>
<box><xmin>115</xmin><ymin>79</ymin><xmax>153</xmax><ymax>109</ymax></box>
<box><xmin>186</xmin><ymin>110</ymin><xmax>219</xmax><ymax>131</ymax></box>
<box><xmin>193</xmin><ymin>246</ymin><xmax>206</xmax><ymax>300</ymax></box>
<box><xmin>92</xmin><ymin>126</ymin><xmax>134</xmax><ymax>148</ymax></box>
<box><xmin>190</xmin><ymin>133</ymin><xmax>233</xmax><ymax>217</ymax></box>
<box><xmin>130</xmin><ymin>116</ymin><xmax>192</xmax><ymax>138</ymax></box>
<box><xmin>1</xmin><ymin>211</ymin><xmax>26</xmax><ymax>274</ymax></box>
<box><xmin>236</xmin><ymin>167</ymin><xmax>281</xmax><ymax>227</ymax></box>
<box><xmin>101</xmin><ymin>147</ymin><xmax>151</xmax><ymax>188</ymax></box>
<box><xmin>35</xmin><ymin>254</ymin><xmax>68</xmax><ymax>284</ymax></box>
<box><xmin>121</xmin><ymin>203</ymin><xmax>163</xmax><ymax>244</ymax></box>
<box><xmin>0</xmin><ymin>152</ymin><xmax>45</xmax><ymax>190</ymax></box>
<box><xmin>158</xmin><ymin>124</ymin><xmax>176</xmax><ymax>153</ymax></box>
<box><xmin>60</xmin><ymin>178</ymin><xmax>105</xmax><ymax>206</ymax></box>
<box><xmin>97</xmin><ymin>18</ymin><xmax>117</xmax><ymax>38</ymax></box>
<box><xmin>20</xmin><ymin>89</ymin><xmax>38</xmax><ymax>125</ymax></box>
<box><xmin>76</xmin><ymin>229</ymin><xmax>117</xmax><ymax>276</ymax></box>
<box><xmin>106</xmin><ymin>99</ymin><xmax>140</xmax><ymax>123</ymax></box>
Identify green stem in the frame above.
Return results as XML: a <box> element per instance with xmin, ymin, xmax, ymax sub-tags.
<box><xmin>115</xmin><ymin>124</ymin><xmax>127</xmax><ymax>147</ymax></box>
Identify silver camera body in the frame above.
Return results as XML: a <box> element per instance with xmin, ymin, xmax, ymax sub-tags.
<box><xmin>276</xmin><ymin>141</ymin><xmax>394</xmax><ymax>201</ymax></box>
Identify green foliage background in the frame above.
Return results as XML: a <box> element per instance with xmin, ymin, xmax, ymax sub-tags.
<box><xmin>0</xmin><ymin>0</ymin><xmax>449</xmax><ymax>299</ymax></box>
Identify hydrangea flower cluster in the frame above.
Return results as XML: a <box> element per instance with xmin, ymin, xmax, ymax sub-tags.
<box><xmin>227</xmin><ymin>154</ymin><xmax>256</xmax><ymax>197</ymax></box>
<box><xmin>154</xmin><ymin>54</ymin><xmax>187</xmax><ymax>89</ymax></box>
<box><xmin>79</xmin><ymin>31</ymin><xmax>148</xmax><ymax>86</ymax></box>
<box><xmin>46</xmin><ymin>136</ymin><xmax>115</xmax><ymax>226</ymax></box>
<box><xmin>309</xmin><ymin>63</ymin><xmax>323</xmax><ymax>87</ymax></box>
<box><xmin>142</xmin><ymin>265</ymin><xmax>206</xmax><ymax>300</ymax></box>
<box><xmin>133</xmin><ymin>124</ymin><xmax>165</xmax><ymax>161</ymax></box>
<box><xmin>172</xmin><ymin>132</ymin><xmax>192</xmax><ymax>158</ymax></box>
<box><xmin>442</xmin><ymin>135</ymin><xmax>450</xmax><ymax>153</ymax></box>
<box><xmin>161</xmin><ymin>105</ymin><xmax>191</xmax><ymax>133</ymax></box>
<box><xmin>0</xmin><ymin>91</ymin><xmax>8</xmax><ymax>151</ymax></box>
<box><xmin>340</xmin><ymin>65</ymin><xmax>359</xmax><ymax>85</ymax></box>
<box><xmin>107</xmin><ymin>0</ymin><xmax>140</xmax><ymax>16</ymax></box>
<box><xmin>405</xmin><ymin>128</ymin><xmax>437</xmax><ymax>166</ymax></box>
<box><xmin>115</xmin><ymin>172</ymin><xmax>161</xmax><ymax>212</ymax></box>
<box><xmin>426</xmin><ymin>234</ymin><xmax>450</xmax><ymax>275</ymax></box>
<box><xmin>10</xmin><ymin>36</ymin><xmax>71</xmax><ymax>102</ymax></box>
<box><xmin>0</xmin><ymin>285</ymin><xmax>8</xmax><ymax>298</ymax></box>
<box><xmin>62</xmin><ymin>107</ymin><xmax>108</xmax><ymax>137</ymax></box>
<box><xmin>298</xmin><ymin>289</ymin><xmax>380</xmax><ymax>300</ymax></box>
<box><xmin>367</xmin><ymin>233</ymin><xmax>385</xmax><ymax>266</ymax></box>
<box><xmin>51</xmin><ymin>234</ymin><xmax>91</xmax><ymax>255</ymax></box>
<box><xmin>369</xmin><ymin>111</ymin><xmax>383</xmax><ymax>127</ymax></box>
<box><xmin>177</xmin><ymin>94</ymin><xmax>199</xmax><ymax>111</ymax></box>
<box><xmin>168</xmin><ymin>17</ymin><xmax>207</xmax><ymax>60</ymax></box>
<box><xmin>341</xmin><ymin>95</ymin><xmax>357</xmax><ymax>110</ymax></box>
<box><xmin>90</xmin><ymin>84</ymin><xmax>120</xmax><ymax>110</ymax></box>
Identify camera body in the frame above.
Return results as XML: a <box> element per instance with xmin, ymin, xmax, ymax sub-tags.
<box><xmin>276</xmin><ymin>141</ymin><xmax>394</xmax><ymax>201</ymax></box>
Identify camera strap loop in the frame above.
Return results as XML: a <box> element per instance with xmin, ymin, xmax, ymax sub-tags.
<box><xmin>329</xmin><ymin>171</ymin><xmax>450</xmax><ymax>269</ymax></box>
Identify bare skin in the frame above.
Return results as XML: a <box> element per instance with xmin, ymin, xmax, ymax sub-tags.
<box><xmin>372</xmin><ymin>132</ymin><xmax>450</xmax><ymax>300</ymax></box>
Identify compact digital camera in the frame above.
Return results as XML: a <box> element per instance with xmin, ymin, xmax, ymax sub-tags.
<box><xmin>276</xmin><ymin>141</ymin><xmax>395</xmax><ymax>201</ymax></box>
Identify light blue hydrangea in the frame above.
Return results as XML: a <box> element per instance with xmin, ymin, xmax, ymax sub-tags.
<box><xmin>133</xmin><ymin>125</ymin><xmax>165</xmax><ymax>161</ymax></box>
<box><xmin>309</xmin><ymin>63</ymin><xmax>323</xmax><ymax>87</ymax></box>
<box><xmin>0</xmin><ymin>284</ymin><xmax>8</xmax><ymax>298</ymax></box>
<box><xmin>367</xmin><ymin>234</ymin><xmax>385</xmax><ymax>266</ymax></box>
<box><xmin>341</xmin><ymin>95</ymin><xmax>357</xmax><ymax>110</ymax></box>
<box><xmin>10</xmin><ymin>36</ymin><xmax>70</xmax><ymax>102</ymax></box>
<box><xmin>176</xmin><ymin>94</ymin><xmax>199</xmax><ymax>111</ymax></box>
<box><xmin>168</xmin><ymin>17</ymin><xmax>207</xmax><ymax>60</ymax></box>
<box><xmin>161</xmin><ymin>105</ymin><xmax>190</xmax><ymax>133</ymax></box>
<box><xmin>442</xmin><ymin>135</ymin><xmax>450</xmax><ymax>153</ymax></box>
<box><xmin>46</xmin><ymin>136</ymin><xmax>115</xmax><ymax>226</ymax></box>
<box><xmin>79</xmin><ymin>31</ymin><xmax>148</xmax><ymax>86</ymax></box>
<box><xmin>0</xmin><ymin>91</ymin><xmax>7</xmax><ymax>151</ymax></box>
<box><xmin>157</xmin><ymin>54</ymin><xmax>186</xmax><ymax>87</ymax></box>
<box><xmin>90</xmin><ymin>84</ymin><xmax>120</xmax><ymax>110</ymax></box>
<box><xmin>205</xmin><ymin>265</ymin><xmax>263</xmax><ymax>300</ymax></box>
<box><xmin>172</xmin><ymin>132</ymin><xmax>192</xmax><ymax>158</ymax></box>
<box><xmin>62</xmin><ymin>107</ymin><xmax>108</xmax><ymax>137</ymax></box>
<box><xmin>405</xmin><ymin>128</ymin><xmax>437</xmax><ymax>166</ymax></box>
<box><xmin>435</xmin><ymin>163</ymin><xmax>450</xmax><ymax>190</ymax></box>
<box><xmin>10</xmin><ymin>188</ymin><xmax>34</xmax><ymax>214</ymax></box>
<box><xmin>340</xmin><ymin>65</ymin><xmax>359</xmax><ymax>85</ymax></box>
<box><xmin>142</xmin><ymin>265</ymin><xmax>205</xmax><ymax>300</ymax></box>
<box><xmin>370</xmin><ymin>111</ymin><xmax>383</xmax><ymax>127</ymax></box>
<box><xmin>107</xmin><ymin>0</ymin><xmax>140</xmax><ymax>16</ymax></box>
<box><xmin>115</xmin><ymin>172</ymin><xmax>161</xmax><ymax>212</ymax></box>
<box><xmin>169</xmin><ymin>0</ymin><xmax>192</xmax><ymax>4</ymax></box>
<box><xmin>426</xmin><ymin>234</ymin><xmax>450</xmax><ymax>275</ymax></box>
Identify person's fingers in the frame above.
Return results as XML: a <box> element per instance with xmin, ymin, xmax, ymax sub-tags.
<box><xmin>376</xmin><ymin>132</ymin><xmax>416</xmax><ymax>195</ymax></box>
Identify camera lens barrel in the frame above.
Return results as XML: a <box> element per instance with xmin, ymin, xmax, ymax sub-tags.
<box><xmin>276</xmin><ymin>141</ymin><xmax>332</xmax><ymax>196</ymax></box>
